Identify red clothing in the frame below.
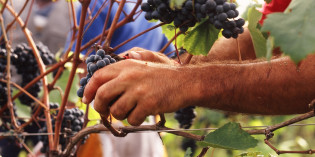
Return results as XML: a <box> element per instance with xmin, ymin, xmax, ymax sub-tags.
<box><xmin>259</xmin><ymin>0</ymin><xmax>291</xmax><ymax>24</ymax></box>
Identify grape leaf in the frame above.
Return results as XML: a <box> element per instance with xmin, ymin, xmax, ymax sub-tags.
<box><xmin>161</xmin><ymin>23</ymin><xmax>185</xmax><ymax>48</ymax></box>
<box><xmin>236</xmin><ymin>152</ymin><xmax>262</xmax><ymax>157</ymax></box>
<box><xmin>266</xmin><ymin>36</ymin><xmax>274</xmax><ymax>60</ymax></box>
<box><xmin>77</xmin><ymin>101</ymin><xmax>100</xmax><ymax>127</ymax></box>
<box><xmin>261</xmin><ymin>0</ymin><xmax>315</xmax><ymax>63</ymax></box>
<box><xmin>169</xmin><ymin>0</ymin><xmax>186</xmax><ymax>10</ymax></box>
<box><xmin>198</xmin><ymin>122</ymin><xmax>258</xmax><ymax>150</ymax></box>
<box><xmin>184</xmin><ymin>147</ymin><xmax>192</xmax><ymax>157</ymax></box>
<box><xmin>247</xmin><ymin>7</ymin><xmax>266</xmax><ymax>58</ymax></box>
<box><xmin>183</xmin><ymin>20</ymin><xmax>219</xmax><ymax>55</ymax></box>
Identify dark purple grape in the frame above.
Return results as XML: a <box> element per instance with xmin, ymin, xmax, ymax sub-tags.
<box><xmin>79</xmin><ymin>77</ymin><xmax>88</xmax><ymax>86</ymax></box>
<box><xmin>222</xmin><ymin>29</ymin><xmax>232</xmax><ymax>38</ymax></box>
<box><xmin>216</xmin><ymin>5</ymin><xmax>224</xmax><ymax>13</ymax></box>
<box><xmin>230</xmin><ymin>3</ymin><xmax>236</xmax><ymax>10</ymax></box>
<box><xmin>96</xmin><ymin>49</ymin><xmax>105</xmax><ymax>58</ymax></box>
<box><xmin>96</xmin><ymin>60</ymin><xmax>106</xmax><ymax>69</ymax></box>
<box><xmin>226</xmin><ymin>10</ymin><xmax>236</xmax><ymax>18</ymax></box>
<box><xmin>103</xmin><ymin>58</ymin><xmax>110</xmax><ymax>65</ymax></box>
<box><xmin>236</xmin><ymin>18</ymin><xmax>245</xmax><ymax>27</ymax></box>
<box><xmin>141</xmin><ymin>3</ymin><xmax>151</xmax><ymax>12</ymax></box>
<box><xmin>145</xmin><ymin>12</ymin><xmax>153</xmax><ymax>20</ymax></box>
<box><xmin>77</xmin><ymin>86</ymin><xmax>84</xmax><ymax>97</ymax></box>
<box><xmin>88</xmin><ymin>63</ymin><xmax>98</xmax><ymax>74</ymax></box>
<box><xmin>223</xmin><ymin>2</ymin><xmax>230</xmax><ymax>11</ymax></box>
<box><xmin>218</xmin><ymin>13</ymin><xmax>227</xmax><ymax>21</ymax></box>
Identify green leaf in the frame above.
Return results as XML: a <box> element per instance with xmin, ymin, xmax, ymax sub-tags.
<box><xmin>236</xmin><ymin>152</ymin><xmax>262</xmax><ymax>157</ymax></box>
<box><xmin>77</xmin><ymin>101</ymin><xmax>100</xmax><ymax>127</ymax></box>
<box><xmin>184</xmin><ymin>147</ymin><xmax>192</xmax><ymax>157</ymax></box>
<box><xmin>161</xmin><ymin>23</ymin><xmax>185</xmax><ymax>48</ymax></box>
<box><xmin>266</xmin><ymin>36</ymin><xmax>274</xmax><ymax>60</ymax></box>
<box><xmin>48</xmin><ymin>69</ymin><xmax>79</xmax><ymax>104</ymax></box>
<box><xmin>261</xmin><ymin>0</ymin><xmax>315</xmax><ymax>63</ymax></box>
<box><xmin>169</xmin><ymin>0</ymin><xmax>186</xmax><ymax>10</ymax></box>
<box><xmin>183</xmin><ymin>20</ymin><xmax>219</xmax><ymax>55</ymax></box>
<box><xmin>197</xmin><ymin>122</ymin><xmax>258</xmax><ymax>150</ymax></box>
<box><xmin>247</xmin><ymin>7</ymin><xmax>267</xmax><ymax>58</ymax></box>
<box><xmin>264</xmin><ymin>0</ymin><xmax>272</xmax><ymax>4</ymax></box>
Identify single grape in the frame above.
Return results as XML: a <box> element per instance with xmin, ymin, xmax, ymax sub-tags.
<box><xmin>88</xmin><ymin>63</ymin><xmax>98</xmax><ymax>74</ymax></box>
<box><xmin>96</xmin><ymin>49</ymin><xmax>106</xmax><ymax>58</ymax></box>
<box><xmin>141</xmin><ymin>3</ymin><xmax>151</xmax><ymax>12</ymax></box>
<box><xmin>218</xmin><ymin>13</ymin><xmax>227</xmax><ymax>21</ymax></box>
<box><xmin>79</xmin><ymin>77</ymin><xmax>88</xmax><ymax>86</ymax></box>
<box><xmin>77</xmin><ymin>86</ymin><xmax>84</xmax><ymax>98</ymax></box>
<box><xmin>96</xmin><ymin>60</ymin><xmax>106</xmax><ymax>69</ymax></box>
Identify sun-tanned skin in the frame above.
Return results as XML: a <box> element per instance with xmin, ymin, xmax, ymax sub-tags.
<box><xmin>82</xmin><ymin>29</ymin><xmax>315</xmax><ymax>126</ymax></box>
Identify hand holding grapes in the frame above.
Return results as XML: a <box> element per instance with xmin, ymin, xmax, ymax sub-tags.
<box><xmin>82</xmin><ymin>59</ymin><xmax>199</xmax><ymax>126</ymax></box>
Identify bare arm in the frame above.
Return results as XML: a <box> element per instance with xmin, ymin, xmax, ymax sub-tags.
<box><xmin>193</xmin><ymin>55</ymin><xmax>315</xmax><ymax>115</ymax></box>
<box><xmin>82</xmin><ymin>53</ymin><xmax>315</xmax><ymax>125</ymax></box>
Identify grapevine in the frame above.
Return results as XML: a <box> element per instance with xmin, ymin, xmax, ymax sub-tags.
<box><xmin>141</xmin><ymin>0</ymin><xmax>245</xmax><ymax>38</ymax></box>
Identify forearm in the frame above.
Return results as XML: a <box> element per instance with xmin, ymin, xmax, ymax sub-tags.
<box><xmin>187</xmin><ymin>55</ymin><xmax>315</xmax><ymax>115</ymax></box>
<box><xmin>182</xmin><ymin>28</ymin><xmax>256</xmax><ymax>64</ymax></box>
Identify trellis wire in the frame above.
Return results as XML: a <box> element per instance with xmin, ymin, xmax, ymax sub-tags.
<box><xmin>1</xmin><ymin>123</ymin><xmax>315</xmax><ymax>137</ymax></box>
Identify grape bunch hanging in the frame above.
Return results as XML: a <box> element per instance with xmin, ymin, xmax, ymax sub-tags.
<box><xmin>141</xmin><ymin>0</ymin><xmax>245</xmax><ymax>38</ymax></box>
<box><xmin>77</xmin><ymin>49</ymin><xmax>116</xmax><ymax>97</ymax></box>
<box><xmin>38</xmin><ymin>105</ymin><xmax>87</xmax><ymax>153</ymax></box>
<box><xmin>11</xmin><ymin>43</ymin><xmax>56</xmax><ymax>106</ymax></box>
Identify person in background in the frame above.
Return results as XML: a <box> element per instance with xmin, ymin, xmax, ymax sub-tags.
<box><xmin>65</xmin><ymin>0</ymin><xmax>175</xmax><ymax>156</ymax></box>
<box><xmin>3</xmin><ymin>0</ymin><xmax>77</xmax><ymax>54</ymax></box>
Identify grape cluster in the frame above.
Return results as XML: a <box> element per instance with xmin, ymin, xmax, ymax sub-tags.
<box><xmin>77</xmin><ymin>49</ymin><xmax>116</xmax><ymax>97</ymax></box>
<box><xmin>0</xmin><ymin>47</ymin><xmax>8</xmax><ymax>108</ymax></box>
<box><xmin>39</xmin><ymin>106</ymin><xmax>86</xmax><ymax>153</ymax></box>
<box><xmin>181</xmin><ymin>138</ymin><xmax>197</xmax><ymax>155</ymax></box>
<box><xmin>141</xmin><ymin>0</ymin><xmax>245</xmax><ymax>38</ymax></box>
<box><xmin>174</xmin><ymin>105</ymin><xmax>197</xmax><ymax>155</ymax></box>
<box><xmin>11</xmin><ymin>43</ymin><xmax>55</xmax><ymax>106</ymax></box>
<box><xmin>0</xmin><ymin>47</ymin><xmax>17</xmax><ymax>126</ymax></box>
<box><xmin>174</xmin><ymin>106</ymin><xmax>196</xmax><ymax>129</ymax></box>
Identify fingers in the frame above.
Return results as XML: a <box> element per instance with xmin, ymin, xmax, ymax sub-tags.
<box><xmin>109</xmin><ymin>93</ymin><xmax>137</xmax><ymax>120</ymax></box>
<box><xmin>82</xmin><ymin>67</ymin><xmax>117</xmax><ymax>104</ymax></box>
<box><xmin>93</xmin><ymin>79</ymin><xmax>125</xmax><ymax>117</ymax></box>
<box><xmin>127</xmin><ymin>105</ymin><xmax>148</xmax><ymax>126</ymax></box>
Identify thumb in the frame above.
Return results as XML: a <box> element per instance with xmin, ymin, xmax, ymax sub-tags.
<box><xmin>128</xmin><ymin>51</ymin><xmax>142</xmax><ymax>60</ymax></box>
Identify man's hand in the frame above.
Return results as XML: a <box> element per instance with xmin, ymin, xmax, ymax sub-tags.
<box><xmin>82</xmin><ymin>59</ymin><xmax>198</xmax><ymax>126</ymax></box>
<box><xmin>119</xmin><ymin>47</ymin><xmax>178</xmax><ymax>65</ymax></box>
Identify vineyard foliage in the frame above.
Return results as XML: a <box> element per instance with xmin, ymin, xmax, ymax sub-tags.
<box><xmin>0</xmin><ymin>0</ymin><xmax>315</xmax><ymax>156</ymax></box>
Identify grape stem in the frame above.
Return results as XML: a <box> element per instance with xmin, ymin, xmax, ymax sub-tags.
<box><xmin>0</xmin><ymin>0</ymin><xmax>54</xmax><ymax>149</ymax></box>
<box><xmin>98</xmin><ymin>0</ymin><xmax>114</xmax><ymax>45</ymax></box>
<box><xmin>23</xmin><ymin>0</ymin><xmax>35</xmax><ymax>28</ymax></box>
<box><xmin>53</xmin><ymin>0</ymin><xmax>91</xmax><ymax>151</ymax></box>
<box><xmin>197</xmin><ymin>147</ymin><xmax>210</xmax><ymax>157</ymax></box>
<box><xmin>104</xmin><ymin>0</ymin><xmax>126</xmax><ymax>47</ymax></box>
<box><xmin>0</xmin><ymin>0</ymin><xmax>29</xmax><ymax>42</ymax></box>
<box><xmin>79</xmin><ymin>0</ymin><xmax>142</xmax><ymax>52</ymax></box>
<box><xmin>236</xmin><ymin>38</ymin><xmax>242</xmax><ymax>61</ymax></box>
<box><xmin>113</xmin><ymin>22</ymin><xmax>166</xmax><ymax>51</ymax></box>
<box><xmin>0</xmin><ymin>79</ymin><xmax>48</xmax><ymax>111</ymax></box>
<box><xmin>159</xmin><ymin>31</ymin><xmax>182</xmax><ymax>54</ymax></box>
<box><xmin>0</xmin><ymin>15</ymin><xmax>20</xmax><ymax>129</ymax></box>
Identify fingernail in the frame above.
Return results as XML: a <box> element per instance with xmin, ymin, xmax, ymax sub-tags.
<box><xmin>82</xmin><ymin>96</ymin><xmax>87</xmax><ymax>104</ymax></box>
<box><xmin>129</xmin><ymin>51</ymin><xmax>142</xmax><ymax>59</ymax></box>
